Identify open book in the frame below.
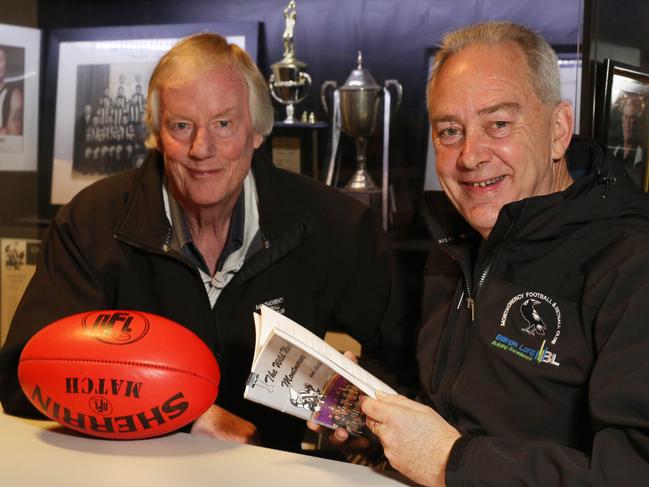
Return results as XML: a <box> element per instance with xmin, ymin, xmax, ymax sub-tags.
<box><xmin>244</xmin><ymin>306</ymin><xmax>396</xmax><ymax>436</ymax></box>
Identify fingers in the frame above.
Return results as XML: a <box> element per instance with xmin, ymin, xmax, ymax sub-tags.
<box><xmin>366</xmin><ymin>416</ymin><xmax>382</xmax><ymax>437</ymax></box>
<box><xmin>360</xmin><ymin>396</ymin><xmax>387</xmax><ymax>424</ymax></box>
<box><xmin>331</xmin><ymin>426</ymin><xmax>350</xmax><ymax>444</ymax></box>
<box><xmin>376</xmin><ymin>391</ymin><xmax>433</xmax><ymax>413</ymax></box>
<box><xmin>307</xmin><ymin>420</ymin><xmax>325</xmax><ymax>433</ymax></box>
<box><xmin>343</xmin><ymin>350</ymin><xmax>358</xmax><ymax>364</ymax></box>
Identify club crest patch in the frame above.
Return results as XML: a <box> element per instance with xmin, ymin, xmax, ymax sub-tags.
<box><xmin>492</xmin><ymin>291</ymin><xmax>562</xmax><ymax>366</ymax></box>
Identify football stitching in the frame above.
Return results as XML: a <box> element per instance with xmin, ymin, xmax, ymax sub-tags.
<box><xmin>19</xmin><ymin>357</ymin><xmax>219</xmax><ymax>383</ymax></box>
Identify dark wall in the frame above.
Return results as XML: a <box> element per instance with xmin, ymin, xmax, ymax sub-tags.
<box><xmin>0</xmin><ymin>0</ymin><xmax>592</xmax><ymax>232</ymax></box>
<box><xmin>35</xmin><ymin>0</ymin><xmax>583</xmax><ymax>222</ymax></box>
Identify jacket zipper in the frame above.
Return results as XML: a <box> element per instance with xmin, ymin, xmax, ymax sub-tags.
<box><xmin>435</xmin><ymin>226</ymin><xmax>513</xmax><ymax>421</ymax></box>
<box><xmin>114</xmin><ymin>231</ymin><xmax>211</xmax><ymax>305</ymax></box>
<box><xmin>431</xmin><ymin>256</ymin><xmax>490</xmax><ymax>416</ymax></box>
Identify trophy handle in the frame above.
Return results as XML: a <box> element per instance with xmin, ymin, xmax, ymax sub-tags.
<box><xmin>384</xmin><ymin>79</ymin><xmax>403</xmax><ymax>115</ymax></box>
<box><xmin>320</xmin><ymin>80</ymin><xmax>337</xmax><ymax>116</ymax></box>
<box><xmin>296</xmin><ymin>72</ymin><xmax>312</xmax><ymax>104</ymax></box>
<box><xmin>268</xmin><ymin>73</ymin><xmax>285</xmax><ymax>104</ymax></box>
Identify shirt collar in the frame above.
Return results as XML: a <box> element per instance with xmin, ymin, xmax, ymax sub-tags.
<box><xmin>164</xmin><ymin>180</ymin><xmax>246</xmax><ymax>274</ymax></box>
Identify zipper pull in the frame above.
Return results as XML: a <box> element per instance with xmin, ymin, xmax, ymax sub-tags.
<box><xmin>466</xmin><ymin>297</ymin><xmax>475</xmax><ymax>322</ymax></box>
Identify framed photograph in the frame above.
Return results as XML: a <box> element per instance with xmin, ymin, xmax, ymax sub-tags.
<box><xmin>1</xmin><ymin>237</ymin><xmax>40</xmax><ymax>345</ymax></box>
<box><xmin>595</xmin><ymin>59</ymin><xmax>649</xmax><ymax>191</ymax></box>
<box><xmin>41</xmin><ymin>22</ymin><xmax>259</xmax><ymax>212</ymax></box>
<box><xmin>0</xmin><ymin>23</ymin><xmax>40</xmax><ymax>171</ymax></box>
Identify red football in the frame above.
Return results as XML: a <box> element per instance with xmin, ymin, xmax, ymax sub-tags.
<box><xmin>18</xmin><ymin>310</ymin><xmax>220</xmax><ymax>440</ymax></box>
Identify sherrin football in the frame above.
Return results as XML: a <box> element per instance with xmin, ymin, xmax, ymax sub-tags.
<box><xmin>18</xmin><ymin>310</ymin><xmax>220</xmax><ymax>440</ymax></box>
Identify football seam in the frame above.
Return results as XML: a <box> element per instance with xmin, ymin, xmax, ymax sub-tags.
<box><xmin>19</xmin><ymin>357</ymin><xmax>218</xmax><ymax>384</ymax></box>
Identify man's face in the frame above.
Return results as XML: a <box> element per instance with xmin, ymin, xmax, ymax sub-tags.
<box><xmin>158</xmin><ymin>66</ymin><xmax>263</xmax><ymax>210</ymax></box>
<box><xmin>429</xmin><ymin>42</ymin><xmax>564</xmax><ymax>238</ymax></box>
<box><xmin>622</xmin><ymin>101</ymin><xmax>642</xmax><ymax>144</ymax></box>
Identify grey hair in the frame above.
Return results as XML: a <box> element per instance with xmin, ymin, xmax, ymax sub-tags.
<box><xmin>427</xmin><ymin>21</ymin><xmax>561</xmax><ymax>109</ymax></box>
<box><xmin>144</xmin><ymin>32</ymin><xmax>274</xmax><ymax>149</ymax></box>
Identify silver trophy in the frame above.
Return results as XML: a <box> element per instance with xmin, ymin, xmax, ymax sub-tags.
<box><xmin>268</xmin><ymin>0</ymin><xmax>312</xmax><ymax>123</ymax></box>
<box><xmin>321</xmin><ymin>52</ymin><xmax>402</xmax><ymax>229</ymax></box>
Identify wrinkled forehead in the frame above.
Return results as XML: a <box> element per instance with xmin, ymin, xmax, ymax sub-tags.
<box><xmin>428</xmin><ymin>43</ymin><xmax>537</xmax><ymax>111</ymax></box>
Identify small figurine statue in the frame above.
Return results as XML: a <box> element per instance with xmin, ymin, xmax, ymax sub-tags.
<box><xmin>282</xmin><ymin>0</ymin><xmax>297</xmax><ymax>59</ymax></box>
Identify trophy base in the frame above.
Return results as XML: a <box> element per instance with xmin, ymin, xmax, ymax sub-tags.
<box><xmin>344</xmin><ymin>168</ymin><xmax>378</xmax><ymax>191</ymax></box>
<box><xmin>340</xmin><ymin>187</ymin><xmax>382</xmax><ymax>216</ymax></box>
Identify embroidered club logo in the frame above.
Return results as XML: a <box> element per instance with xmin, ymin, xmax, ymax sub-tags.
<box><xmin>492</xmin><ymin>291</ymin><xmax>562</xmax><ymax>366</ymax></box>
<box><xmin>520</xmin><ymin>298</ymin><xmax>547</xmax><ymax>336</ymax></box>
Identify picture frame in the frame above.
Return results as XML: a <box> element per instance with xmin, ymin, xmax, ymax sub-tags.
<box><xmin>594</xmin><ymin>59</ymin><xmax>649</xmax><ymax>191</ymax></box>
<box><xmin>40</xmin><ymin>21</ymin><xmax>259</xmax><ymax>216</ymax></box>
<box><xmin>0</xmin><ymin>23</ymin><xmax>41</xmax><ymax>171</ymax></box>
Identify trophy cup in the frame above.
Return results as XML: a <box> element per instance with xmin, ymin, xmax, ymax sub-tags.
<box><xmin>321</xmin><ymin>52</ymin><xmax>402</xmax><ymax>229</ymax></box>
<box><xmin>268</xmin><ymin>0</ymin><xmax>312</xmax><ymax>123</ymax></box>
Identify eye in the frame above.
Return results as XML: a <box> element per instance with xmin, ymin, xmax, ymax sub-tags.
<box><xmin>487</xmin><ymin>120</ymin><xmax>512</xmax><ymax>136</ymax></box>
<box><xmin>436</xmin><ymin>125</ymin><xmax>463</xmax><ymax>145</ymax></box>
<box><xmin>217</xmin><ymin>120</ymin><xmax>231</xmax><ymax>129</ymax></box>
<box><xmin>175</xmin><ymin>122</ymin><xmax>190</xmax><ymax>130</ymax></box>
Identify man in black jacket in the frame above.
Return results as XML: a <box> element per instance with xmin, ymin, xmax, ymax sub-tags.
<box><xmin>0</xmin><ymin>33</ymin><xmax>412</xmax><ymax>452</ymax></box>
<box><xmin>350</xmin><ymin>21</ymin><xmax>649</xmax><ymax>485</ymax></box>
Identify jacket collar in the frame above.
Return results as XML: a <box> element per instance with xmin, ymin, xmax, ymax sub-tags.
<box><xmin>252</xmin><ymin>149</ymin><xmax>313</xmax><ymax>243</ymax></box>
<box><xmin>114</xmin><ymin>151</ymin><xmax>170</xmax><ymax>252</ymax></box>
<box><xmin>114</xmin><ymin>149</ymin><xmax>313</xmax><ymax>254</ymax></box>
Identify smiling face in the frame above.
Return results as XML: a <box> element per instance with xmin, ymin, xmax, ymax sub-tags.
<box><xmin>158</xmin><ymin>66</ymin><xmax>263</xmax><ymax>212</ymax></box>
<box><xmin>428</xmin><ymin>42</ymin><xmax>572</xmax><ymax>238</ymax></box>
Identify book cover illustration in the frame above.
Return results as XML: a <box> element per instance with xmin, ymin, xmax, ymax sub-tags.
<box><xmin>245</xmin><ymin>333</ymin><xmax>367</xmax><ymax>435</ymax></box>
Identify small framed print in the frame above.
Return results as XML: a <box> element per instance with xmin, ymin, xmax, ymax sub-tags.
<box><xmin>0</xmin><ymin>23</ymin><xmax>40</xmax><ymax>171</ymax></box>
<box><xmin>595</xmin><ymin>59</ymin><xmax>649</xmax><ymax>191</ymax></box>
<box><xmin>41</xmin><ymin>22</ymin><xmax>259</xmax><ymax>212</ymax></box>
<box><xmin>1</xmin><ymin>238</ymin><xmax>41</xmax><ymax>345</ymax></box>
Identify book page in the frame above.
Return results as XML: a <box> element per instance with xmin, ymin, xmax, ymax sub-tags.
<box><xmin>257</xmin><ymin>306</ymin><xmax>395</xmax><ymax>398</ymax></box>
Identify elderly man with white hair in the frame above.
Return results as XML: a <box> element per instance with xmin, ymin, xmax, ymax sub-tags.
<box><xmin>0</xmin><ymin>33</ymin><xmax>413</xmax><ymax>454</ymax></box>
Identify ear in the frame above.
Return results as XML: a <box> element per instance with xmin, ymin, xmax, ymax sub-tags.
<box><xmin>253</xmin><ymin>133</ymin><xmax>264</xmax><ymax>150</ymax></box>
<box><xmin>550</xmin><ymin>101</ymin><xmax>574</xmax><ymax>161</ymax></box>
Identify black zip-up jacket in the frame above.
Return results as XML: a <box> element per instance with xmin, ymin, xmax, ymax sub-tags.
<box><xmin>0</xmin><ymin>150</ymin><xmax>412</xmax><ymax>452</ymax></box>
<box><xmin>420</xmin><ymin>137</ymin><xmax>649</xmax><ymax>485</ymax></box>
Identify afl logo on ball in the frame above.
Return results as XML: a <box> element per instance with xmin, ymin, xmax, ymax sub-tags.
<box><xmin>90</xmin><ymin>395</ymin><xmax>113</xmax><ymax>415</ymax></box>
<box><xmin>82</xmin><ymin>311</ymin><xmax>150</xmax><ymax>344</ymax></box>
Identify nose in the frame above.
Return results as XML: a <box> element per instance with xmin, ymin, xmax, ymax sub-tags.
<box><xmin>458</xmin><ymin>129</ymin><xmax>490</xmax><ymax>170</ymax></box>
<box><xmin>188</xmin><ymin>126</ymin><xmax>216</xmax><ymax>160</ymax></box>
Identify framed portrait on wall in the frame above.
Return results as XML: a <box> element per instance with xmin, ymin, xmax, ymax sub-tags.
<box><xmin>41</xmin><ymin>22</ymin><xmax>259</xmax><ymax>213</ymax></box>
<box><xmin>0</xmin><ymin>23</ymin><xmax>40</xmax><ymax>172</ymax></box>
<box><xmin>594</xmin><ymin>59</ymin><xmax>649</xmax><ymax>191</ymax></box>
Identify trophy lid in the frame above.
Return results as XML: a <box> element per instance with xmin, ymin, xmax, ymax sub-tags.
<box><xmin>340</xmin><ymin>51</ymin><xmax>381</xmax><ymax>91</ymax></box>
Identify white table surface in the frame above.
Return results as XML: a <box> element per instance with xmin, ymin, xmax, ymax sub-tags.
<box><xmin>0</xmin><ymin>412</ymin><xmax>411</xmax><ymax>486</ymax></box>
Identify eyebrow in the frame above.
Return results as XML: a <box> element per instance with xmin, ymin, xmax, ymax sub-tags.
<box><xmin>477</xmin><ymin>102</ymin><xmax>521</xmax><ymax>115</ymax></box>
<box><xmin>429</xmin><ymin>102</ymin><xmax>522</xmax><ymax>125</ymax></box>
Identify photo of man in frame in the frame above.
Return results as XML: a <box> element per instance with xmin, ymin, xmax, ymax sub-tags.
<box><xmin>607</xmin><ymin>88</ymin><xmax>649</xmax><ymax>189</ymax></box>
<box><xmin>0</xmin><ymin>44</ymin><xmax>25</xmax><ymax>151</ymax></box>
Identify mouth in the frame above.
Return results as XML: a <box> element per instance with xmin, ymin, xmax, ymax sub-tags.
<box><xmin>187</xmin><ymin>167</ymin><xmax>223</xmax><ymax>177</ymax></box>
<box><xmin>462</xmin><ymin>175</ymin><xmax>505</xmax><ymax>188</ymax></box>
